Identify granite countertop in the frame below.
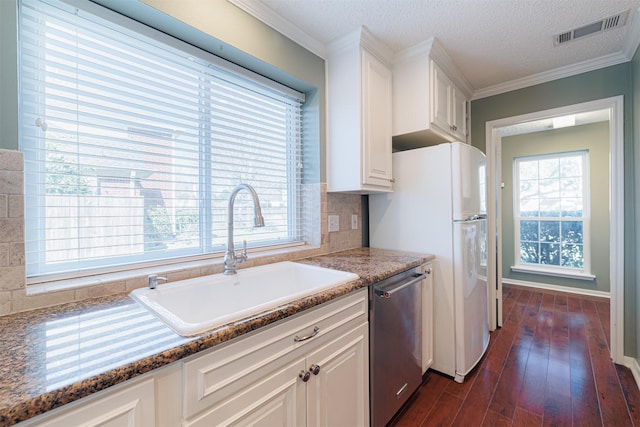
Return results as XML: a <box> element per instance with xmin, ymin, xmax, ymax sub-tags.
<box><xmin>0</xmin><ymin>247</ymin><xmax>433</xmax><ymax>426</ymax></box>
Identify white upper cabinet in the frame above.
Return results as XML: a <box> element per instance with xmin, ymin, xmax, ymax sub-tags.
<box><xmin>327</xmin><ymin>26</ymin><xmax>394</xmax><ymax>194</ymax></box>
<box><xmin>450</xmin><ymin>81</ymin><xmax>467</xmax><ymax>141</ymax></box>
<box><xmin>392</xmin><ymin>37</ymin><xmax>472</xmax><ymax>151</ymax></box>
<box><xmin>431</xmin><ymin>61</ymin><xmax>467</xmax><ymax>141</ymax></box>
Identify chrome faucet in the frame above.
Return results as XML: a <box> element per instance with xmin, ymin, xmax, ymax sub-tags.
<box><xmin>224</xmin><ymin>183</ymin><xmax>265</xmax><ymax>275</ymax></box>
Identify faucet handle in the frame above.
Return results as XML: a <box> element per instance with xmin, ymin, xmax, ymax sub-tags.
<box><xmin>148</xmin><ymin>274</ymin><xmax>168</xmax><ymax>289</ymax></box>
<box><xmin>239</xmin><ymin>240</ymin><xmax>248</xmax><ymax>263</ymax></box>
<box><xmin>235</xmin><ymin>240</ymin><xmax>249</xmax><ymax>265</ymax></box>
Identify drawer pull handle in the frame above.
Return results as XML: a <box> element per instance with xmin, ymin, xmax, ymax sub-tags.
<box><xmin>294</xmin><ymin>326</ymin><xmax>320</xmax><ymax>342</ymax></box>
<box><xmin>299</xmin><ymin>370</ymin><xmax>311</xmax><ymax>382</ymax></box>
<box><xmin>310</xmin><ymin>364</ymin><xmax>321</xmax><ymax>375</ymax></box>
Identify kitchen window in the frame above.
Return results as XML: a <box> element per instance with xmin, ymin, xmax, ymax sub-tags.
<box><xmin>18</xmin><ymin>0</ymin><xmax>306</xmax><ymax>279</ymax></box>
<box><xmin>512</xmin><ymin>151</ymin><xmax>593</xmax><ymax>279</ymax></box>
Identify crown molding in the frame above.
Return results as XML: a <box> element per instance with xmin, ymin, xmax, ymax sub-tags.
<box><xmin>359</xmin><ymin>26</ymin><xmax>393</xmax><ymax>64</ymax></box>
<box><xmin>228</xmin><ymin>0</ymin><xmax>327</xmax><ymax>59</ymax></box>
<box><xmin>622</xmin><ymin>7</ymin><xmax>640</xmax><ymax>59</ymax></box>
<box><xmin>392</xmin><ymin>37</ymin><xmax>435</xmax><ymax>63</ymax></box>
<box><xmin>471</xmin><ymin>51</ymin><xmax>631</xmax><ymax>100</ymax></box>
<box><xmin>324</xmin><ymin>26</ymin><xmax>392</xmax><ymax>63</ymax></box>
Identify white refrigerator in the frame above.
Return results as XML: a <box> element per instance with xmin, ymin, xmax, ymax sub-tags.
<box><xmin>369</xmin><ymin>141</ymin><xmax>489</xmax><ymax>383</ymax></box>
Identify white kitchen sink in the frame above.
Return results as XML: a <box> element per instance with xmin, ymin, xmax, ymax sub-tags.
<box><xmin>130</xmin><ymin>262</ymin><xmax>359</xmax><ymax>337</ymax></box>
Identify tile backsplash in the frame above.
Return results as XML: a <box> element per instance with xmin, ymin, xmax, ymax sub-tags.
<box><xmin>0</xmin><ymin>150</ymin><xmax>25</xmax><ymax>316</ymax></box>
<box><xmin>0</xmin><ymin>149</ymin><xmax>363</xmax><ymax>315</ymax></box>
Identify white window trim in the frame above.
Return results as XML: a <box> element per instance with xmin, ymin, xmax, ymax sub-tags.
<box><xmin>25</xmin><ymin>242</ymin><xmax>316</xmax><ymax>294</ymax></box>
<box><xmin>25</xmin><ymin>241</ymin><xmax>309</xmax><ymax>287</ymax></box>
<box><xmin>512</xmin><ymin>150</ymin><xmax>592</xmax><ymax>277</ymax></box>
<box><xmin>510</xmin><ymin>265</ymin><xmax>595</xmax><ymax>281</ymax></box>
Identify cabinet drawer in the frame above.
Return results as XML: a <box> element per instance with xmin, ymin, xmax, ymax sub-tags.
<box><xmin>183</xmin><ymin>289</ymin><xmax>368</xmax><ymax>419</ymax></box>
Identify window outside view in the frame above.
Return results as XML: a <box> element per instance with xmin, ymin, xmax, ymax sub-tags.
<box><xmin>20</xmin><ymin>0</ymin><xmax>304</xmax><ymax>277</ymax></box>
<box><xmin>514</xmin><ymin>151</ymin><xmax>589</xmax><ymax>271</ymax></box>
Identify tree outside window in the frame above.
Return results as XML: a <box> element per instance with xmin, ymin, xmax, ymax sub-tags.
<box><xmin>514</xmin><ymin>151</ymin><xmax>590</xmax><ymax>273</ymax></box>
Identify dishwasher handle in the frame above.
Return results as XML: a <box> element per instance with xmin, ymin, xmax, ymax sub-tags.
<box><xmin>375</xmin><ymin>273</ymin><xmax>426</xmax><ymax>298</ymax></box>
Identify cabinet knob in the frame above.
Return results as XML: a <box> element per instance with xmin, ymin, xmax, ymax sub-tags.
<box><xmin>299</xmin><ymin>370</ymin><xmax>311</xmax><ymax>382</ymax></box>
<box><xmin>389</xmin><ymin>178</ymin><xmax>395</xmax><ymax>183</ymax></box>
<box><xmin>310</xmin><ymin>364</ymin><xmax>321</xmax><ymax>375</ymax></box>
<box><xmin>425</xmin><ymin>268</ymin><xmax>432</xmax><ymax>275</ymax></box>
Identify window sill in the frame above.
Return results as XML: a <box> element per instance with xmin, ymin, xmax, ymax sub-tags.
<box><xmin>26</xmin><ymin>243</ymin><xmax>320</xmax><ymax>296</ymax></box>
<box><xmin>510</xmin><ymin>265</ymin><xmax>596</xmax><ymax>281</ymax></box>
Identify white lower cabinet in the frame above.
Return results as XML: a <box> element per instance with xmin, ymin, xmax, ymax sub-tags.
<box><xmin>16</xmin><ymin>364</ymin><xmax>182</xmax><ymax>427</ymax></box>
<box><xmin>184</xmin><ymin>356</ymin><xmax>307</xmax><ymax>427</ymax></box>
<box><xmin>306</xmin><ymin>323</ymin><xmax>368</xmax><ymax>427</ymax></box>
<box><xmin>186</xmin><ymin>322</ymin><xmax>368</xmax><ymax>427</ymax></box>
<box><xmin>18</xmin><ymin>377</ymin><xmax>157</xmax><ymax>427</ymax></box>
<box><xmin>182</xmin><ymin>289</ymin><xmax>369</xmax><ymax>427</ymax></box>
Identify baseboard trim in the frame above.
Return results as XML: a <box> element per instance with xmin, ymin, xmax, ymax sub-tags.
<box><xmin>623</xmin><ymin>356</ymin><xmax>640</xmax><ymax>391</ymax></box>
<box><xmin>502</xmin><ymin>278</ymin><xmax>610</xmax><ymax>299</ymax></box>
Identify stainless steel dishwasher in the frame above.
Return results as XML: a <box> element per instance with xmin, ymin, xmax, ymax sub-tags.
<box><xmin>370</xmin><ymin>267</ymin><xmax>425</xmax><ymax>427</ymax></box>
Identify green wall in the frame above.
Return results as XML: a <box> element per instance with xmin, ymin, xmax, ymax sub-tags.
<box><xmin>471</xmin><ymin>63</ymin><xmax>636</xmax><ymax>356</ymax></box>
<box><xmin>632</xmin><ymin>45</ymin><xmax>640</xmax><ymax>369</ymax></box>
<box><xmin>0</xmin><ymin>0</ymin><xmax>18</xmax><ymax>152</ymax></box>
<box><xmin>501</xmin><ymin>122</ymin><xmax>610</xmax><ymax>293</ymax></box>
<box><xmin>471</xmin><ymin>64</ymin><xmax>632</xmax><ymax>153</ymax></box>
<box><xmin>0</xmin><ymin>0</ymin><xmax>326</xmax><ymax>181</ymax></box>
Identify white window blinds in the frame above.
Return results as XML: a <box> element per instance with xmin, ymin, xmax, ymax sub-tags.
<box><xmin>19</xmin><ymin>0</ymin><xmax>305</xmax><ymax>279</ymax></box>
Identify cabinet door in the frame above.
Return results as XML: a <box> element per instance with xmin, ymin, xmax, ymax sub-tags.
<box><xmin>306</xmin><ymin>322</ymin><xmax>369</xmax><ymax>427</ymax></box>
<box><xmin>33</xmin><ymin>378</ymin><xmax>155</xmax><ymax>427</ymax></box>
<box><xmin>184</xmin><ymin>357</ymin><xmax>307</xmax><ymax>427</ymax></box>
<box><xmin>451</xmin><ymin>85</ymin><xmax>467</xmax><ymax>142</ymax></box>
<box><xmin>430</xmin><ymin>61</ymin><xmax>451</xmax><ymax>135</ymax></box>
<box><xmin>361</xmin><ymin>49</ymin><xmax>393</xmax><ymax>189</ymax></box>
<box><xmin>422</xmin><ymin>263</ymin><xmax>434</xmax><ymax>373</ymax></box>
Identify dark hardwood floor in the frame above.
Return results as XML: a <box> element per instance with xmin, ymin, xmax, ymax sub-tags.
<box><xmin>392</xmin><ymin>284</ymin><xmax>640</xmax><ymax>426</ymax></box>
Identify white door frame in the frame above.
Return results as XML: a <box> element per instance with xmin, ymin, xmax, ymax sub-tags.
<box><xmin>485</xmin><ymin>95</ymin><xmax>624</xmax><ymax>363</ymax></box>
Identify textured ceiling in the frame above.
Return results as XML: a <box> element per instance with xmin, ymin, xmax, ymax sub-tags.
<box><xmin>244</xmin><ymin>0</ymin><xmax>640</xmax><ymax>95</ymax></box>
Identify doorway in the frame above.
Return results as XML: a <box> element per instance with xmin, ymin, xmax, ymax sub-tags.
<box><xmin>484</xmin><ymin>96</ymin><xmax>624</xmax><ymax>363</ymax></box>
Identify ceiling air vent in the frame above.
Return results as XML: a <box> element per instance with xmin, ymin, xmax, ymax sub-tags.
<box><xmin>553</xmin><ymin>10</ymin><xmax>629</xmax><ymax>46</ymax></box>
